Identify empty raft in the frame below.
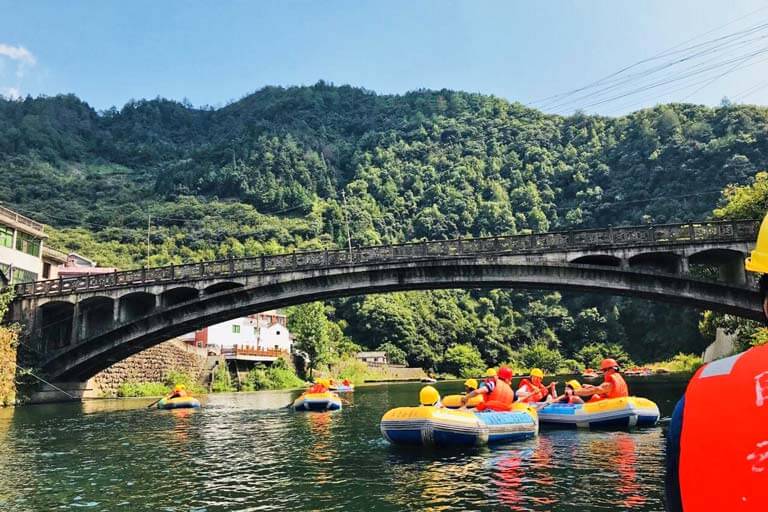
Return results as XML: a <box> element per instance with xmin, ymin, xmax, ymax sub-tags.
<box><xmin>292</xmin><ymin>391</ymin><xmax>342</xmax><ymax>412</ymax></box>
<box><xmin>537</xmin><ymin>397</ymin><xmax>660</xmax><ymax>429</ymax></box>
<box><xmin>380</xmin><ymin>405</ymin><xmax>538</xmax><ymax>447</ymax></box>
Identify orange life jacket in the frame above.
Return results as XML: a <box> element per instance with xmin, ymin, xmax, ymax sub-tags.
<box><xmin>667</xmin><ymin>344</ymin><xmax>768</xmax><ymax>511</ymax></box>
<box><xmin>605</xmin><ymin>370</ymin><xmax>629</xmax><ymax>398</ymax></box>
<box><xmin>518</xmin><ymin>378</ymin><xmax>548</xmax><ymax>403</ymax></box>
<box><xmin>477</xmin><ymin>378</ymin><xmax>515</xmax><ymax>411</ymax></box>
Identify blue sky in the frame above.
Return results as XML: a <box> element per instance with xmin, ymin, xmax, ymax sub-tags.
<box><xmin>2</xmin><ymin>0</ymin><xmax>768</xmax><ymax>115</ymax></box>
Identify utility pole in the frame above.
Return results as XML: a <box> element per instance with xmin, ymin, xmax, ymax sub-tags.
<box><xmin>341</xmin><ymin>191</ymin><xmax>352</xmax><ymax>256</ymax></box>
<box><xmin>146</xmin><ymin>214</ymin><xmax>152</xmax><ymax>268</ymax></box>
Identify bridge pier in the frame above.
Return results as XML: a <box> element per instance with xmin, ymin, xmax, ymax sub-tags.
<box><xmin>27</xmin><ymin>381</ymin><xmax>90</xmax><ymax>404</ymax></box>
<box><xmin>721</xmin><ymin>259</ymin><xmax>747</xmax><ymax>285</ymax></box>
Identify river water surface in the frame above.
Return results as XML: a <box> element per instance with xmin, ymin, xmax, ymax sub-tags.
<box><xmin>0</xmin><ymin>375</ymin><xmax>689</xmax><ymax>511</ymax></box>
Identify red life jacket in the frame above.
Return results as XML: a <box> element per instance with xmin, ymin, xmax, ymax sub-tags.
<box><xmin>667</xmin><ymin>344</ymin><xmax>768</xmax><ymax>510</ymax></box>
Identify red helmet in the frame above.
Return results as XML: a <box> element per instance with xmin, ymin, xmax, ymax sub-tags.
<box><xmin>600</xmin><ymin>358</ymin><xmax>619</xmax><ymax>370</ymax></box>
<box><xmin>497</xmin><ymin>366</ymin><xmax>514</xmax><ymax>381</ymax></box>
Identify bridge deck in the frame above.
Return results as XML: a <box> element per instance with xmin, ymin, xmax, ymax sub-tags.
<box><xmin>12</xmin><ymin>219</ymin><xmax>760</xmax><ymax>299</ymax></box>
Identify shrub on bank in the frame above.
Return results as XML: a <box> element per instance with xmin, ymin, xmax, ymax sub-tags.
<box><xmin>442</xmin><ymin>344</ymin><xmax>485</xmax><ymax>379</ymax></box>
<box><xmin>0</xmin><ymin>290</ymin><xmax>18</xmax><ymax>406</ymax></box>
<box><xmin>333</xmin><ymin>357</ymin><xmax>374</xmax><ymax>385</ymax></box>
<box><xmin>117</xmin><ymin>382</ymin><xmax>169</xmax><ymax>397</ymax></box>
<box><xmin>211</xmin><ymin>362</ymin><xmax>235</xmax><ymax>392</ymax></box>
<box><xmin>164</xmin><ymin>370</ymin><xmax>205</xmax><ymax>394</ymax></box>
<box><xmin>518</xmin><ymin>343</ymin><xmax>564</xmax><ymax>374</ymax></box>
<box><xmin>242</xmin><ymin>359</ymin><xmax>304</xmax><ymax>391</ymax></box>
<box><xmin>648</xmin><ymin>353</ymin><xmax>703</xmax><ymax>374</ymax></box>
<box><xmin>0</xmin><ymin>325</ymin><xmax>18</xmax><ymax>406</ymax></box>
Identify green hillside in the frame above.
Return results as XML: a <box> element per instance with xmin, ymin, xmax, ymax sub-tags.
<box><xmin>3</xmin><ymin>82</ymin><xmax>767</xmax><ymax>369</ymax></box>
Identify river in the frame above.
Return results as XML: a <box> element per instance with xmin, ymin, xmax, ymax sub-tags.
<box><xmin>0</xmin><ymin>375</ymin><xmax>689</xmax><ymax>511</ymax></box>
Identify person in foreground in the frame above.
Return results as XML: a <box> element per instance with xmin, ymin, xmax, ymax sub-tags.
<box><xmin>574</xmin><ymin>358</ymin><xmax>628</xmax><ymax>402</ymax></box>
<box><xmin>665</xmin><ymin>215</ymin><xmax>768</xmax><ymax>511</ymax></box>
<box><xmin>463</xmin><ymin>366</ymin><xmax>515</xmax><ymax>411</ymax></box>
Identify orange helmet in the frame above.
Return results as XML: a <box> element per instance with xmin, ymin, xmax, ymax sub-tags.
<box><xmin>497</xmin><ymin>366</ymin><xmax>514</xmax><ymax>381</ymax></box>
<box><xmin>600</xmin><ymin>358</ymin><xmax>619</xmax><ymax>370</ymax></box>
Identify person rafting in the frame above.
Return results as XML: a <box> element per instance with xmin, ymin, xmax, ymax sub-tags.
<box><xmin>516</xmin><ymin>368</ymin><xmax>554</xmax><ymax>403</ymax></box>
<box><xmin>419</xmin><ymin>385</ymin><xmax>441</xmax><ymax>407</ymax></box>
<box><xmin>309</xmin><ymin>379</ymin><xmax>329</xmax><ymax>393</ymax></box>
<box><xmin>575</xmin><ymin>358</ymin><xmax>628</xmax><ymax>402</ymax></box>
<box><xmin>463</xmin><ymin>378</ymin><xmax>478</xmax><ymax>395</ymax></box>
<box><xmin>342</xmin><ymin>378</ymin><xmax>351</xmax><ymax>387</ymax></box>
<box><xmin>464</xmin><ymin>366</ymin><xmax>515</xmax><ymax>411</ymax></box>
<box><xmin>551</xmin><ymin>380</ymin><xmax>585</xmax><ymax>404</ymax></box>
<box><xmin>167</xmin><ymin>384</ymin><xmax>188</xmax><ymax>400</ymax></box>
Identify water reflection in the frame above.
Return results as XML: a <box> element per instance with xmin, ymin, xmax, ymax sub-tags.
<box><xmin>0</xmin><ymin>379</ymin><xmax>681</xmax><ymax>511</ymax></box>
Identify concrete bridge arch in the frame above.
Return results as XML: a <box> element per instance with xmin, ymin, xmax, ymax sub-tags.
<box><xmin>30</xmin><ymin>259</ymin><xmax>761</xmax><ymax>384</ymax></box>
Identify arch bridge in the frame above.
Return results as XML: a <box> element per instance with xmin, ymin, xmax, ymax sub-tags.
<box><xmin>7</xmin><ymin>218</ymin><xmax>763</xmax><ymax>401</ymax></box>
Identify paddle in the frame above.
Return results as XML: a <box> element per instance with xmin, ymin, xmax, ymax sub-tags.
<box><xmin>147</xmin><ymin>395</ymin><xmax>167</xmax><ymax>409</ymax></box>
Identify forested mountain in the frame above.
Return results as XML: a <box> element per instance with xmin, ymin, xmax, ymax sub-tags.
<box><xmin>2</xmin><ymin>82</ymin><xmax>767</xmax><ymax>369</ymax></box>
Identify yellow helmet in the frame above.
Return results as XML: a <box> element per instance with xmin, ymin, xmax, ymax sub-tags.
<box><xmin>485</xmin><ymin>368</ymin><xmax>497</xmax><ymax>377</ymax></box>
<box><xmin>530</xmin><ymin>368</ymin><xmax>544</xmax><ymax>378</ymax></box>
<box><xmin>419</xmin><ymin>385</ymin><xmax>440</xmax><ymax>406</ymax></box>
<box><xmin>746</xmin><ymin>214</ymin><xmax>768</xmax><ymax>273</ymax></box>
<box><xmin>464</xmin><ymin>378</ymin><xmax>478</xmax><ymax>390</ymax></box>
<box><xmin>566</xmin><ymin>379</ymin><xmax>582</xmax><ymax>391</ymax></box>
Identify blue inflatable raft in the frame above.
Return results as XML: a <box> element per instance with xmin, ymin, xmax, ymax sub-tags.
<box><xmin>380</xmin><ymin>404</ymin><xmax>538</xmax><ymax>447</ymax></box>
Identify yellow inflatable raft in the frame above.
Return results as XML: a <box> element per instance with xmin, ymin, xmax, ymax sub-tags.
<box><xmin>380</xmin><ymin>404</ymin><xmax>538</xmax><ymax>447</ymax></box>
<box><xmin>538</xmin><ymin>396</ymin><xmax>660</xmax><ymax>429</ymax></box>
<box><xmin>292</xmin><ymin>391</ymin><xmax>342</xmax><ymax>412</ymax></box>
<box><xmin>441</xmin><ymin>394</ymin><xmax>484</xmax><ymax>409</ymax></box>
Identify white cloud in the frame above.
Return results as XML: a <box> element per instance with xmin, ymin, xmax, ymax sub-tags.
<box><xmin>1</xmin><ymin>87</ymin><xmax>21</xmax><ymax>100</ymax></box>
<box><xmin>0</xmin><ymin>44</ymin><xmax>36</xmax><ymax>66</ymax></box>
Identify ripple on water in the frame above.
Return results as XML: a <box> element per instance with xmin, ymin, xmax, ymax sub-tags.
<box><xmin>0</xmin><ymin>382</ymin><xmax>682</xmax><ymax>511</ymax></box>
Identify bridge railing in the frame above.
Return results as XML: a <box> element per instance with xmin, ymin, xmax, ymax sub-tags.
<box><xmin>13</xmin><ymin>218</ymin><xmax>759</xmax><ymax>299</ymax></box>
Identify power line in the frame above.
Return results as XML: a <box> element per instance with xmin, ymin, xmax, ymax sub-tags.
<box><xmin>528</xmin><ymin>4</ymin><xmax>768</xmax><ymax>108</ymax></box>
<box><xmin>545</xmin><ymin>37</ymin><xmax>768</xmax><ymax>112</ymax></box>
<box><xmin>533</xmin><ymin>13</ymin><xmax>768</xmax><ymax>113</ymax></box>
<box><xmin>538</xmin><ymin>22</ymin><xmax>768</xmax><ymax>110</ymax></box>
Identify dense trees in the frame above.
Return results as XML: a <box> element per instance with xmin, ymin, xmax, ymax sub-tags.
<box><xmin>3</xmin><ymin>83</ymin><xmax>768</xmax><ymax>370</ymax></box>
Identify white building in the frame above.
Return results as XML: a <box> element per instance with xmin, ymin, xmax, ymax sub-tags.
<box><xmin>0</xmin><ymin>204</ymin><xmax>47</xmax><ymax>284</ymax></box>
<box><xmin>181</xmin><ymin>310</ymin><xmax>292</xmax><ymax>353</ymax></box>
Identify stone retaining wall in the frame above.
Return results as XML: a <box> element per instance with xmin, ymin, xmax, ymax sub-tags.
<box><xmin>86</xmin><ymin>340</ymin><xmax>209</xmax><ymax>397</ymax></box>
<box><xmin>364</xmin><ymin>365</ymin><xmax>427</xmax><ymax>382</ymax></box>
